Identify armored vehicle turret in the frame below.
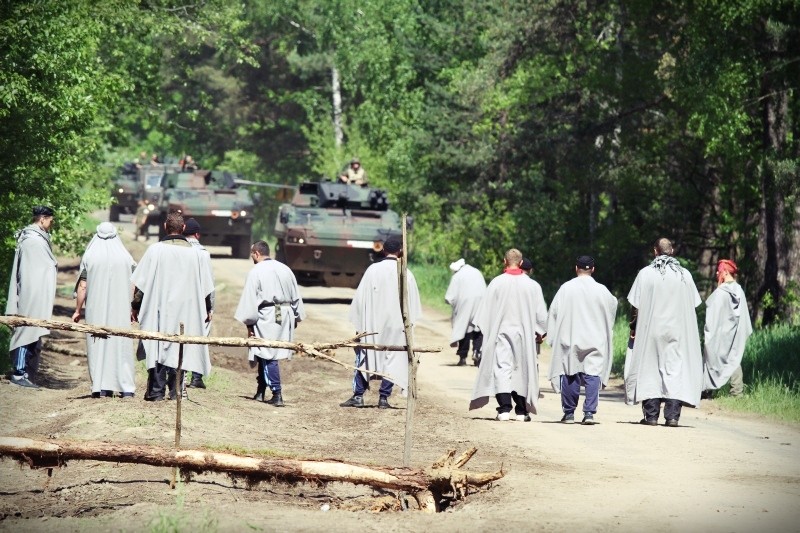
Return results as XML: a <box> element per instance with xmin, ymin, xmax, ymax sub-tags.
<box><xmin>158</xmin><ymin>170</ymin><xmax>255</xmax><ymax>258</ymax></box>
<box><xmin>273</xmin><ymin>180</ymin><xmax>409</xmax><ymax>288</ymax></box>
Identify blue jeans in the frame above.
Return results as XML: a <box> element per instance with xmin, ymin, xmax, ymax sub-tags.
<box><xmin>257</xmin><ymin>358</ymin><xmax>281</xmax><ymax>393</ymax></box>
<box><xmin>561</xmin><ymin>373</ymin><xmax>601</xmax><ymax>415</ymax></box>
<box><xmin>352</xmin><ymin>348</ymin><xmax>393</xmax><ymax>397</ymax></box>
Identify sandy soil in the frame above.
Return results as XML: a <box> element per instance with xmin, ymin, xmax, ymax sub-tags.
<box><xmin>1</xmin><ymin>216</ymin><xmax>798</xmax><ymax>532</ymax></box>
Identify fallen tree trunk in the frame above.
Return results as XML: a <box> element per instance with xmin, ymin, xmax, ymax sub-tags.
<box><xmin>0</xmin><ymin>437</ymin><xmax>503</xmax><ymax>512</ymax></box>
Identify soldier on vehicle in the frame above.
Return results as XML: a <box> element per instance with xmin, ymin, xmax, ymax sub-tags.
<box><xmin>339</xmin><ymin>158</ymin><xmax>368</xmax><ymax>186</ymax></box>
<box><xmin>181</xmin><ymin>155</ymin><xmax>198</xmax><ymax>172</ymax></box>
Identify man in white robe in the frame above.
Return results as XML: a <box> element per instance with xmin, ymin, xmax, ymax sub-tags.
<box><xmin>131</xmin><ymin>211</ymin><xmax>214</xmax><ymax>401</ymax></box>
<box><xmin>625</xmin><ymin>238</ymin><xmax>703</xmax><ymax>427</ymax></box>
<box><xmin>72</xmin><ymin>222</ymin><xmax>137</xmax><ymax>398</ymax></box>
<box><xmin>547</xmin><ymin>255</ymin><xmax>618</xmax><ymax>425</ymax></box>
<box><xmin>469</xmin><ymin>248</ymin><xmax>548</xmax><ymax>421</ymax></box>
<box><xmin>703</xmin><ymin>259</ymin><xmax>752</xmax><ymax>397</ymax></box>
<box><xmin>235</xmin><ymin>240</ymin><xmax>305</xmax><ymax>407</ymax></box>
<box><xmin>445</xmin><ymin>258</ymin><xmax>486</xmax><ymax>366</ymax></box>
<box><xmin>183</xmin><ymin>218</ymin><xmax>214</xmax><ymax>389</ymax></box>
<box><xmin>340</xmin><ymin>238</ymin><xmax>421</xmax><ymax>409</ymax></box>
<box><xmin>5</xmin><ymin>206</ymin><xmax>58</xmax><ymax>388</ymax></box>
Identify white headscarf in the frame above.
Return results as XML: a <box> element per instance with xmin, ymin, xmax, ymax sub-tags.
<box><xmin>449</xmin><ymin>258</ymin><xmax>466</xmax><ymax>273</ymax></box>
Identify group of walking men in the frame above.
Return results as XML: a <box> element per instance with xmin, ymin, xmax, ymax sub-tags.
<box><xmin>448</xmin><ymin>239</ymin><xmax>752</xmax><ymax>426</ymax></box>
<box><xmin>6</xmin><ymin>206</ymin><xmax>752</xmax><ymax>426</ymax></box>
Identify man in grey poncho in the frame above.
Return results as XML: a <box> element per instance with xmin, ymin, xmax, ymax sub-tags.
<box><xmin>5</xmin><ymin>206</ymin><xmax>58</xmax><ymax>388</ymax></box>
<box><xmin>131</xmin><ymin>211</ymin><xmax>214</xmax><ymax>401</ymax></box>
<box><xmin>703</xmin><ymin>259</ymin><xmax>752</xmax><ymax>397</ymax></box>
<box><xmin>340</xmin><ymin>237</ymin><xmax>421</xmax><ymax>409</ymax></box>
<box><xmin>625</xmin><ymin>237</ymin><xmax>702</xmax><ymax>427</ymax></box>
<box><xmin>183</xmin><ymin>218</ymin><xmax>214</xmax><ymax>390</ymax></box>
<box><xmin>546</xmin><ymin>255</ymin><xmax>618</xmax><ymax>425</ymax></box>
<box><xmin>72</xmin><ymin>222</ymin><xmax>137</xmax><ymax>398</ymax></box>
<box><xmin>469</xmin><ymin>248</ymin><xmax>547</xmax><ymax>421</ymax></box>
<box><xmin>235</xmin><ymin>240</ymin><xmax>305</xmax><ymax>407</ymax></box>
<box><xmin>445</xmin><ymin>258</ymin><xmax>486</xmax><ymax>366</ymax></box>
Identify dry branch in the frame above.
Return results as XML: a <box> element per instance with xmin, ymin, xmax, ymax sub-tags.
<box><xmin>0</xmin><ymin>316</ymin><xmax>442</xmax><ymax>381</ymax></box>
<box><xmin>0</xmin><ymin>437</ymin><xmax>503</xmax><ymax>512</ymax></box>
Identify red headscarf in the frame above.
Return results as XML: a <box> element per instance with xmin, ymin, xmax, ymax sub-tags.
<box><xmin>717</xmin><ymin>259</ymin><xmax>738</xmax><ymax>285</ymax></box>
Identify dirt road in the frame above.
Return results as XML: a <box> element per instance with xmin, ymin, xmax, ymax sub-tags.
<box><xmin>1</xmin><ymin>221</ymin><xmax>798</xmax><ymax>531</ymax></box>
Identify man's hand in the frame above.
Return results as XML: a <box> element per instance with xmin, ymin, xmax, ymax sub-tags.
<box><xmin>535</xmin><ymin>333</ymin><xmax>546</xmax><ymax>345</ymax></box>
<box><xmin>131</xmin><ymin>309</ymin><xmax>139</xmax><ymax>323</ymax></box>
<box><xmin>247</xmin><ymin>326</ymin><xmax>255</xmax><ymax>338</ymax></box>
<box><xmin>71</xmin><ymin>310</ymin><xmax>81</xmax><ymax>323</ymax></box>
<box><xmin>206</xmin><ymin>312</ymin><xmax>212</xmax><ymax>323</ymax></box>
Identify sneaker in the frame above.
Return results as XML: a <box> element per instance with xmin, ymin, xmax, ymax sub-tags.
<box><xmin>10</xmin><ymin>374</ymin><xmax>39</xmax><ymax>389</ymax></box>
<box><xmin>582</xmin><ymin>414</ymin><xmax>597</xmax><ymax>425</ymax></box>
<box><xmin>339</xmin><ymin>395</ymin><xmax>364</xmax><ymax>408</ymax></box>
<box><xmin>472</xmin><ymin>351</ymin><xmax>482</xmax><ymax>366</ymax></box>
<box><xmin>515</xmin><ymin>414</ymin><xmax>532</xmax><ymax>422</ymax></box>
<box><xmin>665</xmin><ymin>419</ymin><xmax>679</xmax><ymax>427</ymax></box>
<box><xmin>378</xmin><ymin>396</ymin><xmax>391</xmax><ymax>409</ymax></box>
<box><xmin>496</xmin><ymin>412</ymin><xmax>511</xmax><ymax>421</ymax></box>
<box><xmin>560</xmin><ymin>413</ymin><xmax>575</xmax><ymax>424</ymax></box>
<box><xmin>121</xmin><ymin>392</ymin><xmax>135</xmax><ymax>399</ymax></box>
<box><xmin>639</xmin><ymin>418</ymin><xmax>658</xmax><ymax>426</ymax></box>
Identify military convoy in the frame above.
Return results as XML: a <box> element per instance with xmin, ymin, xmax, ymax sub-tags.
<box><xmin>273</xmin><ymin>180</ymin><xmax>408</xmax><ymax>288</ymax></box>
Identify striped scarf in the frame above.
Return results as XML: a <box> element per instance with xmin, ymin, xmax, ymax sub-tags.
<box><xmin>650</xmin><ymin>254</ymin><xmax>683</xmax><ymax>279</ymax></box>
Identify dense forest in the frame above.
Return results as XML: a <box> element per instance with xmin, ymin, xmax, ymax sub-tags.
<box><xmin>1</xmin><ymin>0</ymin><xmax>798</xmax><ymax>326</ymax></box>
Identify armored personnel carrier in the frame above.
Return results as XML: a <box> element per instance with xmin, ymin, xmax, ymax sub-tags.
<box><xmin>273</xmin><ymin>180</ymin><xmax>408</xmax><ymax>288</ymax></box>
<box><xmin>109</xmin><ymin>162</ymin><xmax>140</xmax><ymax>221</ymax></box>
<box><xmin>158</xmin><ymin>170</ymin><xmax>255</xmax><ymax>258</ymax></box>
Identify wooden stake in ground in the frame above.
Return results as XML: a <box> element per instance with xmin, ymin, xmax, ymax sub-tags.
<box><xmin>171</xmin><ymin>322</ymin><xmax>184</xmax><ymax>489</ymax></box>
<box><xmin>0</xmin><ymin>437</ymin><xmax>504</xmax><ymax>512</ymax></box>
<box><xmin>400</xmin><ymin>214</ymin><xmax>418</xmax><ymax>468</ymax></box>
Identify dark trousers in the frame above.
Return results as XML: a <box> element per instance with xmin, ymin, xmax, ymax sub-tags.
<box><xmin>456</xmin><ymin>331</ymin><xmax>484</xmax><ymax>357</ymax></box>
<box><xmin>11</xmin><ymin>340</ymin><xmax>41</xmax><ymax>380</ymax></box>
<box><xmin>496</xmin><ymin>391</ymin><xmax>527</xmax><ymax>415</ymax></box>
<box><xmin>145</xmin><ymin>363</ymin><xmax>183</xmax><ymax>400</ymax></box>
<box><xmin>352</xmin><ymin>348</ymin><xmax>393</xmax><ymax>397</ymax></box>
<box><xmin>257</xmin><ymin>358</ymin><xmax>281</xmax><ymax>393</ymax></box>
<box><xmin>561</xmin><ymin>373</ymin><xmax>601</xmax><ymax>415</ymax></box>
<box><xmin>642</xmin><ymin>398</ymin><xmax>682</xmax><ymax>422</ymax></box>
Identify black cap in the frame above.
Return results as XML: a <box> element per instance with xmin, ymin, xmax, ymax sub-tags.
<box><xmin>383</xmin><ymin>237</ymin><xmax>402</xmax><ymax>254</ymax></box>
<box><xmin>576</xmin><ymin>255</ymin><xmax>595</xmax><ymax>269</ymax></box>
<box><xmin>183</xmin><ymin>217</ymin><xmax>202</xmax><ymax>235</ymax></box>
<box><xmin>33</xmin><ymin>206</ymin><xmax>54</xmax><ymax>217</ymax></box>
<box><xmin>521</xmin><ymin>258</ymin><xmax>533</xmax><ymax>271</ymax></box>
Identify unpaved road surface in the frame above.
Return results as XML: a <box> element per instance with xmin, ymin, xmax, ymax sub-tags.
<box><xmin>1</xmin><ymin>218</ymin><xmax>798</xmax><ymax>532</ymax></box>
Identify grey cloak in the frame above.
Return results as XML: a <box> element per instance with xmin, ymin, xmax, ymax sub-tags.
<box><xmin>625</xmin><ymin>261</ymin><xmax>703</xmax><ymax>407</ymax></box>
<box><xmin>78</xmin><ymin>226</ymin><xmax>137</xmax><ymax>393</ymax></box>
<box><xmin>188</xmin><ymin>237</ymin><xmax>215</xmax><ymax>337</ymax></box>
<box><xmin>131</xmin><ymin>239</ymin><xmax>214</xmax><ymax>375</ymax></box>
<box><xmin>234</xmin><ymin>259</ymin><xmax>306</xmax><ymax>361</ymax></box>
<box><xmin>703</xmin><ymin>281</ymin><xmax>752</xmax><ymax>390</ymax></box>
<box><xmin>469</xmin><ymin>272</ymin><xmax>548</xmax><ymax>414</ymax></box>
<box><xmin>445</xmin><ymin>263</ymin><xmax>487</xmax><ymax>343</ymax></box>
<box><xmin>547</xmin><ymin>276</ymin><xmax>618</xmax><ymax>392</ymax></box>
<box><xmin>349</xmin><ymin>258</ymin><xmax>421</xmax><ymax>394</ymax></box>
<box><xmin>5</xmin><ymin>224</ymin><xmax>57</xmax><ymax>350</ymax></box>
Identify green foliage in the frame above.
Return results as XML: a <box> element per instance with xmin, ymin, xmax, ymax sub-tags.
<box><xmin>408</xmin><ymin>260</ymin><xmax>451</xmax><ymax>315</ymax></box>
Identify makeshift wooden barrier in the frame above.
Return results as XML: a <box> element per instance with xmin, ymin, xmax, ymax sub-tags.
<box><xmin>0</xmin><ymin>437</ymin><xmax>504</xmax><ymax>513</ymax></box>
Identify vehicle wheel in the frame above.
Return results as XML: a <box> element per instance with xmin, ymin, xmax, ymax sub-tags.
<box><xmin>233</xmin><ymin>236</ymin><xmax>251</xmax><ymax>259</ymax></box>
<box><xmin>109</xmin><ymin>204</ymin><xmax>120</xmax><ymax>222</ymax></box>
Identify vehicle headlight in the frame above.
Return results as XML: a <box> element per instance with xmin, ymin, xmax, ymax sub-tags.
<box><xmin>147</xmin><ymin>204</ymin><xmax>155</xmax><ymax>211</ymax></box>
<box><xmin>240</xmin><ymin>210</ymin><xmax>247</xmax><ymax>217</ymax></box>
<box><xmin>118</xmin><ymin>188</ymin><xmax>124</xmax><ymax>193</ymax></box>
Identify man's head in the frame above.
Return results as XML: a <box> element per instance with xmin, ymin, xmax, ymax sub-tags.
<box><xmin>32</xmin><ymin>205</ymin><xmax>55</xmax><ymax>231</ymax></box>
<box><xmin>521</xmin><ymin>257</ymin><xmax>533</xmax><ymax>274</ymax></box>
<box><xmin>383</xmin><ymin>237</ymin><xmax>402</xmax><ymax>257</ymax></box>
<box><xmin>251</xmin><ymin>240</ymin><xmax>270</xmax><ymax>263</ymax></box>
<box><xmin>183</xmin><ymin>218</ymin><xmax>201</xmax><ymax>237</ymax></box>
<box><xmin>504</xmin><ymin>248</ymin><xmax>523</xmax><ymax>268</ymax></box>
<box><xmin>576</xmin><ymin>255</ymin><xmax>595</xmax><ymax>276</ymax></box>
<box><xmin>653</xmin><ymin>237</ymin><xmax>674</xmax><ymax>257</ymax></box>
<box><xmin>164</xmin><ymin>211</ymin><xmax>184</xmax><ymax>235</ymax></box>
<box><xmin>716</xmin><ymin>259</ymin><xmax>738</xmax><ymax>284</ymax></box>
<box><xmin>350</xmin><ymin>158</ymin><xmax>361</xmax><ymax>170</ymax></box>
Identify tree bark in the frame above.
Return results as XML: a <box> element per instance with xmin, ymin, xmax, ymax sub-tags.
<box><xmin>0</xmin><ymin>437</ymin><xmax>504</xmax><ymax>512</ymax></box>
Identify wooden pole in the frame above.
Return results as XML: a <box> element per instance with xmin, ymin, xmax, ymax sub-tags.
<box><xmin>171</xmin><ymin>323</ymin><xmax>184</xmax><ymax>489</ymax></box>
<box><xmin>400</xmin><ymin>213</ymin><xmax>417</xmax><ymax>467</ymax></box>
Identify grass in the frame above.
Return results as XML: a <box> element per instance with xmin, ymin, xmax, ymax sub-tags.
<box><xmin>611</xmin><ymin>316</ymin><xmax>800</xmax><ymax>423</ymax></box>
<box><xmin>408</xmin><ymin>260</ymin><xmax>451</xmax><ymax>314</ymax></box>
<box><xmin>149</xmin><ymin>484</ymin><xmax>218</xmax><ymax>533</ymax></box>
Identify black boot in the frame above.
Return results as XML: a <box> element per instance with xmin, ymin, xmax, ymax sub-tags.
<box><xmin>457</xmin><ymin>356</ymin><xmax>467</xmax><ymax>366</ymax></box>
<box><xmin>378</xmin><ymin>396</ymin><xmax>391</xmax><ymax>409</ymax></box>
<box><xmin>472</xmin><ymin>350</ymin><xmax>482</xmax><ymax>366</ymax></box>
<box><xmin>265</xmin><ymin>391</ymin><xmax>284</xmax><ymax>407</ymax></box>
<box><xmin>188</xmin><ymin>375</ymin><xmax>206</xmax><ymax>389</ymax></box>
<box><xmin>253</xmin><ymin>386</ymin><xmax>266</xmax><ymax>402</ymax></box>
